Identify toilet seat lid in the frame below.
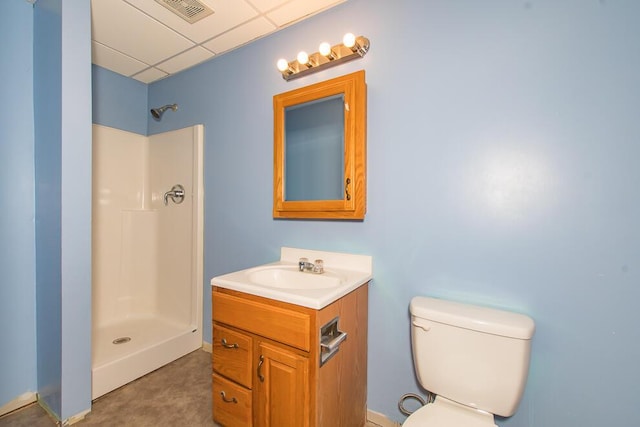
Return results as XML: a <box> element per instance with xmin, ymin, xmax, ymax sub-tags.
<box><xmin>402</xmin><ymin>397</ymin><xmax>496</xmax><ymax>427</ymax></box>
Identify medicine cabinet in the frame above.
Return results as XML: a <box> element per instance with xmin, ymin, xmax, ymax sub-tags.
<box><xmin>273</xmin><ymin>70</ymin><xmax>367</xmax><ymax>219</ymax></box>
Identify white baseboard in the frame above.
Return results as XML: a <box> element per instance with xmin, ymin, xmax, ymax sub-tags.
<box><xmin>0</xmin><ymin>392</ymin><xmax>38</xmax><ymax>417</ymax></box>
<box><xmin>202</xmin><ymin>341</ymin><xmax>212</xmax><ymax>353</ymax></box>
<box><xmin>36</xmin><ymin>396</ymin><xmax>59</xmax><ymax>425</ymax></box>
<box><xmin>34</xmin><ymin>396</ymin><xmax>89</xmax><ymax>426</ymax></box>
<box><xmin>65</xmin><ymin>408</ymin><xmax>90</xmax><ymax>426</ymax></box>
<box><xmin>367</xmin><ymin>409</ymin><xmax>402</xmax><ymax>427</ymax></box>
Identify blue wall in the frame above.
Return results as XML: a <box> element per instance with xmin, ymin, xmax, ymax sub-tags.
<box><xmin>92</xmin><ymin>65</ymin><xmax>148</xmax><ymax>135</ymax></box>
<box><xmin>146</xmin><ymin>0</ymin><xmax>640</xmax><ymax>425</ymax></box>
<box><xmin>33</xmin><ymin>0</ymin><xmax>92</xmax><ymax>419</ymax></box>
<box><xmin>2</xmin><ymin>0</ymin><xmax>113</xmax><ymax>419</ymax></box>
<box><xmin>59</xmin><ymin>0</ymin><xmax>92</xmax><ymax>418</ymax></box>
<box><xmin>0</xmin><ymin>0</ymin><xmax>37</xmax><ymax>407</ymax></box>
<box><xmin>34</xmin><ymin>0</ymin><xmax>63</xmax><ymax>414</ymax></box>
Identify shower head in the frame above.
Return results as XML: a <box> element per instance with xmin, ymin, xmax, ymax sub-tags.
<box><xmin>150</xmin><ymin>104</ymin><xmax>178</xmax><ymax>121</ymax></box>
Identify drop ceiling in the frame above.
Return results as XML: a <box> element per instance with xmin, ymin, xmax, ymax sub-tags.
<box><xmin>91</xmin><ymin>0</ymin><xmax>346</xmax><ymax>84</ymax></box>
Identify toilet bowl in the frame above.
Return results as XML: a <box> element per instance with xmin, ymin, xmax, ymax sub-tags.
<box><xmin>406</xmin><ymin>296</ymin><xmax>535</xmax><ymax>426</ymax></box>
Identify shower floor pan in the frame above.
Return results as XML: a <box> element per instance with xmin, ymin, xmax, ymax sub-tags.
<box><xmin>92</xmin><ymin>315</ymin><xmax>201</xmax><ymax>400</ymax></box>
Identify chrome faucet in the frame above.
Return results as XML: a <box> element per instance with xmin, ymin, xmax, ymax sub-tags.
<box><xmin>164</xmin><ymin>184</ymin><xmax>185</xmax><ymax>205</ymax></box>
<box><xmin>298</xmin><ymin>258</ymin><xmax>324</xmax><ymax>274</ymax></box>
<box><xmin>298</xmin><ymin>258</ymin><xmax>313</xmax><ymax>272</ymax></box>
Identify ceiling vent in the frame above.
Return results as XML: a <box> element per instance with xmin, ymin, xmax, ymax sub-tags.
<box><xmin>154</xmin><ymin>0</ymin><xmax>214</xmax><ymax>24</ymax></box>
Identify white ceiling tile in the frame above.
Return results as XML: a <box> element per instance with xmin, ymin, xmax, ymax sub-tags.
<box><xmin>131</xmin><ymin>67</ymin><xmax>169</xmax><ymax>84</ymax></box>
<box><xmin>202</xmin><ymin>17</ymin><xmax>276</xmax><ymax>54</ymax></box>
<box><xmin>92</xmin><ymin>41</ymin><xmax>150</xmax><ymax>76</ymax></box>
<box><xmin>245</xmin><ymin>0</ymin><xmax>289</xmax><ymax>14</ymax></box>
<box><xmin>267</xmin><ymin>0</ymin><xmax>345</xmax><ymax>27</ymax></box>
<box><xmin>92</xmin><ymin>0</ymin><xmax>195</xmax><ymax>65</ymax></box>
<box><xmin>91</xmin><ymin>0</ymin><xmax>346</xmax><ymax>83</ymax></box>
<box><xmin>155</xmin><ymin>46</ymin><xmax>216</xmax><ymax>74</ymax></box>
<box><xmin>124</xmin><ymin>0</ymin><xmax>259</xmax><ymax>44</ymax></box>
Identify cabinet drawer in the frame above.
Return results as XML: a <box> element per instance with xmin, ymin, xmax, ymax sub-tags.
<box><xmin>213</xmin><ymin>324</ymin><xmax>252</xmax><ymax>388</ymax></box>
<box><xmin>213</xmin><ymin>373</ymin><xmax>252</xmax><ymax>427</ymax></box>
<box><xmin>213</xmin><ymin>291</ymin><xmax>311</xmax><ymax>351</ymax></box>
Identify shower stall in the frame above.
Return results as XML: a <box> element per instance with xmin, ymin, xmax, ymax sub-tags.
<box><xmin>91</xmin><ymin>124</ymin><xmax>204</xmax><ymax>399</ymax></box>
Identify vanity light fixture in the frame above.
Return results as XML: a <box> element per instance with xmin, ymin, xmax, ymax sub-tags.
<box><xmin>276</xmin><ymin>33</ymin><xmax>370</xmax><ymax>81</ymax></box>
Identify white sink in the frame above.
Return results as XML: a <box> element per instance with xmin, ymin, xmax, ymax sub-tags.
<box><xmin>247</xmin><ymin>265</ymin><xmax>344</xmax><ymax>289</ymax></box>
<box><xmin>211</xmin><ymin>247</ymin><xmax>372</xmax><ymax>309</ymax></box>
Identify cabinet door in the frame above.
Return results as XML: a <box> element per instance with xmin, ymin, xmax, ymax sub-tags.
<box><xmin>255</xmin><ymin>341</ymin><xmax>309</xmax><ymax>427</ymax></box>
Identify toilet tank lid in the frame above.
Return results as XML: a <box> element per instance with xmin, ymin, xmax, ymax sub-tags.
<box><xmin>410</xmin><ymin>297</ymin><xmax>535</xmax><ymax>339</ymax></box>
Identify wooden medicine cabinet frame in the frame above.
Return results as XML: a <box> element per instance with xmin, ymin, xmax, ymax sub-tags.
<box><xmin>273</xmin><ymin>70</ymin><xmax>367</xmax><ymax>219</ymax></box>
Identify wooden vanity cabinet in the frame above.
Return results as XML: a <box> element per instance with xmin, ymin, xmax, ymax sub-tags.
<box><xmin>211</xmin><ymin>284</ymin><xmax>368</xmax><ymax>427</ymax></box>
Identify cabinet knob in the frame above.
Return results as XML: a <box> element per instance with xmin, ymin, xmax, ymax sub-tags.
<box><xmin>345</xmin><ymin>178</ymin><xmax>351</xmax><ymax>201</ymax></box>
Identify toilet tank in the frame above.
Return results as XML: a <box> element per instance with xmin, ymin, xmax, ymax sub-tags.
<box><xmin>410</xmin><ymin>296</ymin><xmax>535</xmax><ymax>417</ymax></box>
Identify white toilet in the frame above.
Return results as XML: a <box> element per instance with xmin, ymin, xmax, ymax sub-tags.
<box><xmin>404</xmin><ymin>296</ymin><xmax>535</xmax><ymax>427</ymax></box>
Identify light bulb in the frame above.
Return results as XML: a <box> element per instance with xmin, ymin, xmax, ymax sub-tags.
<box><xmin>277</xmin><ymin>58</ymin><xmax>289</xmax><ymax>72</ymax></box>
<box><xmin>343</xmin><ymin>33</ymin><xmax>356</xmax><ymax>48</ymax></box>
<box><xmin>319</xmin><ymin>42</ymin><xmax>332</xmax><ymax>57</ymax></box>
<box><xmin>297</xmin><ymin>51</ymin><xmax>309</xmax><ymax>65</ymax></box>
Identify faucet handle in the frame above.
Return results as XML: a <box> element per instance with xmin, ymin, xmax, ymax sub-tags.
<box><xmin>313</xmin><ymin>259</ymin><xmax>324</xmax><ymax>274</ymax></box>
<box><xmin>298</xmin><ymin>257</ymin><xmax>309</xmax><ymax>271</ymax></box>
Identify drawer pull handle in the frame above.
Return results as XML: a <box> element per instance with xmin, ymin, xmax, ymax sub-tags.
<box><xmin>221</xmin><ymin>338</ymin><xmax>239</xmax><ymax>349</ymax></box>
<box><xmin>220</xmin><ymin>391</ymin><xmax>238</xmax><ymax>404</ymax></box>
<box><xmin>258</xmin><ymin>355</ymin><xmax>265</xmax><ymax>382</ymax></box>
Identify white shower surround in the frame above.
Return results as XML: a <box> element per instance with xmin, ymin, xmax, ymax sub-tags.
<box><xmin>91</xmin><ymin>124</ymin><xmax>204</xmax><ymax>400</ymax></box>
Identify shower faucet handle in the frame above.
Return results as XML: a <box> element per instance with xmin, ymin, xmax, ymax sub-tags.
<box><xmin>163</xmin><ymin>184</ymin><xmax>185</xmax><ymax>205</ymax></box>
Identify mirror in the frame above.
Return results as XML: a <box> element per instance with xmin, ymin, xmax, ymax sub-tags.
<box><xmin>273</xmin><ymin>70</ymin><xmax>367</xmax><ymax>219</ymax></box>
<box><xmin>285</xmin><ymin>94</ymin><xmax>345</xmax><ymax>201</ymax></box>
